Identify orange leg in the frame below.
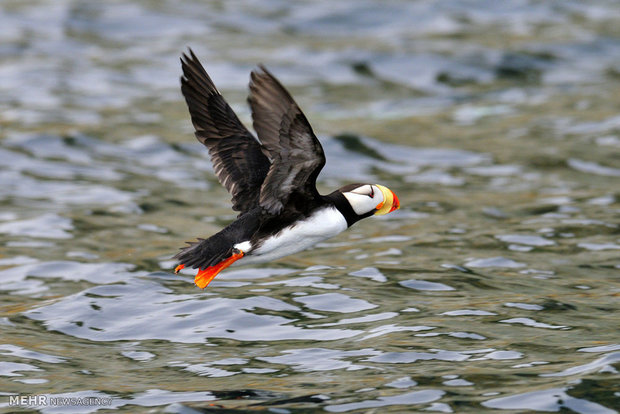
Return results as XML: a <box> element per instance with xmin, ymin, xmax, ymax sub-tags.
<box><xmin>194</xmin><ymin>250</ymin><xmax>245</xmax><ymax>288</ymax></box>
<box><xmin>175</xmin><ymin>250</ymin><xmax>245</xmax><ymax>289</ymax></box>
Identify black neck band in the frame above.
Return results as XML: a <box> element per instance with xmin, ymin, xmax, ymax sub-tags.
<box><xmin>325</xmin><ymin>191</ymin><xmax>365</xmax><ymax>227</ymax></box>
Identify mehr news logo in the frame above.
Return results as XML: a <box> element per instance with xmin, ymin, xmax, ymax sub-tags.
<box><xmin>9</xmin><ymin>394</ymin><xmax>113</xmax><ymax>407</ymax></box>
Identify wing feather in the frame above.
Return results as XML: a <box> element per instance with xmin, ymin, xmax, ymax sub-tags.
<box><xmin>247</xmin><ymin>66</ymin><xmax>326</xmax><ymax>215</ymax></box>
<box><xmin>180</xmin><ymin>50</ymin><xmax>270</xmax><ymax>213</ymax></box>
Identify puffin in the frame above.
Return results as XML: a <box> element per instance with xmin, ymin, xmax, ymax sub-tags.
<box><xmin>174</xmin><ymin>49</ymin><xmax>400</xmax><ymax>288</ymax></box>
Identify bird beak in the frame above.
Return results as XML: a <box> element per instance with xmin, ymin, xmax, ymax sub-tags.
<box><xmin>374</xmin><ymin>185</ymin><xmax>400</xmax><ymax>215</ymax></box>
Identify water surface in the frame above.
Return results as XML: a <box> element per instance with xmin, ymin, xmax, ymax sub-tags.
<box><xmin>1</xmin><ymin>0</ymin><xmax>619</xmax><ymax>412</ymax></box>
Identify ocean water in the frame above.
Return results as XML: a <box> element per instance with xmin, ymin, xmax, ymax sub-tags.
<box><xmin>1</xmin><ymin>0</ymin><xmax>619</xmax><ymax>412</ymax></box>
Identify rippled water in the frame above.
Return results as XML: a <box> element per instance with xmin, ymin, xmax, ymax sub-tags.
<box><xmin>1</xmin><ymin>1</ymin><xmax>619</xmax><ymax>412</ymax></box>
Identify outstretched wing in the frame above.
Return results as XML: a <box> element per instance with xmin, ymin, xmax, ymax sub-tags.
<box><xmin>247</xmin><ymin>65</ymin><xmax>326</xmax><ymax>215</ymax></box>
<box><xmin>180</xmin><ymin>49</ymin><xmax>270</xmax><ymax>213</ymax></box>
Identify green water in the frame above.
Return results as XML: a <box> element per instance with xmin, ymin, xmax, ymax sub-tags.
<box><xmin>1</xmin><ymin>1</ymin><xmax>619</xmax><ymax>412</ymax></box>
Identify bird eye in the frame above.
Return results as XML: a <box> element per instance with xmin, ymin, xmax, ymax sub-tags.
<box><xmin>351</xmin><ymin>185</ymin><xmax>375</xmax><ymax>197</ymax></box>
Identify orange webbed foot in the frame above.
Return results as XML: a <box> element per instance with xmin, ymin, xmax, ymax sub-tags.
<box><xmin>194</xmin><ymin>250</ymin><xmax>245</xmax><ymax>289</ymax></box>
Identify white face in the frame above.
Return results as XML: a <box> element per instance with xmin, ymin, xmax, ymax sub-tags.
<box><xmin>342</xmin><ymin>184</ymin><xmax>385</xmax><ymax>216</ymax></box>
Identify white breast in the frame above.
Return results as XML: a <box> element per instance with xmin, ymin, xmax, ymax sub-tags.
<box><xmin>235</xmin><ymin>206</ymin><xmax>348</xmax><ymax>265</ymax></box>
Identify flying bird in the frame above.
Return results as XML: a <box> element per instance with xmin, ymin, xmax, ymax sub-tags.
<box><xmin>174</xmin><ymin>49</ymin><xmax>400</xmax><ymax>288</ymax></box>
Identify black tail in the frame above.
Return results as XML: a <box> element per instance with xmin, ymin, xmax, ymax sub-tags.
<box><xmin>174</xmin><ymin>209</ymin><xmax>261</xmax><ymax>270</ymax></box>
<box><xmin>174</xmin><ymin>232</ymin><xmax>234</xmax><ymax>269</ymax></box>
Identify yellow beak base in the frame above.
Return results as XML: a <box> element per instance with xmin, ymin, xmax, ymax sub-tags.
<box><xmin>375</xmin><ymin>185</ymin><xmax>400</xmax><ymax>215</ymax></box>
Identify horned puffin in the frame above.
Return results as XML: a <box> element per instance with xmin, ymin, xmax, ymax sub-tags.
<box><xmin>174</xmin><ymin>49</ymin><xmax>400</xmax><ymax>288</ymax></box>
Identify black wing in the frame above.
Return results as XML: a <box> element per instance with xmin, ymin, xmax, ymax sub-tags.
<box><xmin>247</xmin><ymin>65</ymin><xmax>326</xmax><ymax>215</ymax></box>
<box><xmin>180</xmin><ymin>49</ymin><xmax>270</xmax><ymax>213</ymax></box>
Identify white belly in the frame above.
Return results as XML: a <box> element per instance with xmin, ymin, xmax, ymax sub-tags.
<box><xmin>235</xmin><ymin>206</ymin><xmax>348</xmax><ymax>265</ymax></box>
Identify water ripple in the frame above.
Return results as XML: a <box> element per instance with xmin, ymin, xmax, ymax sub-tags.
<box><xmin>293</xmin><ymin>293</ymin><xmax>377</xmax><ymax>313</ymax></box>
<box><xmin>2</xmin><ymin>0</ymin><xmax>619</xmax><ymax>412</ymax></box>
<box><xmin>258</xmin><ymin>348</ymin><xmax>380</xmax><ymax>372</ymax></box>
<box><xmin>325</xmin><ymin>389</ymin><xmax>445</xmax><ymax>413</ymax></box>
<box><xmin>482</xmin><ymin>387</ymin><xmax>617</xmax><ymax>414</ymax></box>
<box><xmin>24</xmin><ymin>277</ymin><xmax>362</xmax><ymax>343</ymax></box>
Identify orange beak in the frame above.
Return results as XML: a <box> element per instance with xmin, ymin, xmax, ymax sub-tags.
<box><xmin>375</xmin><ymin>185</ymin><xmax>400</xmax><ymax>215</ymax></box>
<box><xmin>388</xmin><ymin>190</ymin><xmax>400</xmax><ymax>213</ymax></box>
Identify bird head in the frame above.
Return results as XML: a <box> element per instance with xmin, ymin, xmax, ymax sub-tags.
<box><xmin>340</xmin><ymin>184</ymin><xmax>400</xmax><ymax>218</ymax></box>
